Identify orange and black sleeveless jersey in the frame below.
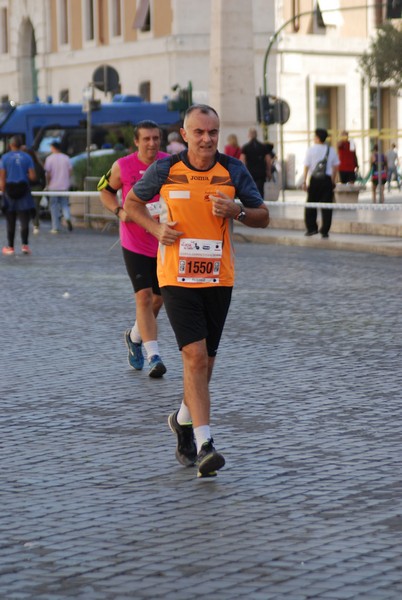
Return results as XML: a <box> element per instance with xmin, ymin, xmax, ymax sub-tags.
<box><xmin>133</xmin><ymin>150</ymin><xmax>264</xmax><ymax>288</ymax></box>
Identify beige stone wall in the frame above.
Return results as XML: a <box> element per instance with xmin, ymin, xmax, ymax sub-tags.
<box><xmin>70</xmin><ymin>0</ymin><xmax>83</xmax><ymax>51</ymax></box>
<box><xmin>154</xmin><ymin>0</ymin><xmax>172</xmax><ymax>38</ymax></box>
<box><xmin>98</xmin><ymin>0</ymin><xmax>109</xmax><ymax>46</ymax></box>
<box><xmin>49</xmin><ymin>0</ymin><xmax>57</xmax><ymax>53</ymax></box>
<box><xmin>123</xmin><ymin>0</ymin><xmax>137</xmax><ymax>42</ymax></box>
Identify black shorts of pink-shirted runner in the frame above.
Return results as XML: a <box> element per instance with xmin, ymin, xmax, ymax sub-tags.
<box><xmin>122</xmin><ymin>247</ymin><xmax>161</xmax><ymax>295</ymax></box>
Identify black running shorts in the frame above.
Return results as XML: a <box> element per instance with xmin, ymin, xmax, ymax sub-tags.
<box><xmin>161</xmin><ymin>286</ymin><xmax>232</xmax><ymax>356</ymax></box>
<box><xmin>122</xmin><ymin>247</ymin><xmax>161</xmax><ymax>295</ymax></box>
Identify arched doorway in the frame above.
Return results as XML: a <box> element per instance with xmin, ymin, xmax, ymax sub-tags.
<box><xmin>17</xmin><ymin>18</ymin><xmax>37</xmax><ymax>102</ymax></box>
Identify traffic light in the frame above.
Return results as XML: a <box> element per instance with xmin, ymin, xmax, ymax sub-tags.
<box><xmin>256</xmin><ymin>95</ymin><xmax>276</xmax><ymax>125</ymax></box>
<box><xmin>256</xmin><ymin>95</ymin><xmax>290</xmax><ymax>125</ymax></box>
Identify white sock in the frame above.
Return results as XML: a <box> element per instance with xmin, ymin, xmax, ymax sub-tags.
<box><xmin>194</xmin><ymin>425</ymin><xmax>211</xmax><ymax>453</ymax></box>
<box><xmin>144</xmin><ymin>341</ymin><xmax>159</xmax><ymax>361</ymax></box>
<box><xmin>177</xmin><ymin>401</ymin><xmax>192</xmax><ymax>425</ymax></box>
<box><xmin>130</xmin><ymin>322</ymin><xmax>141</xmax><ymax>344</ymax></box>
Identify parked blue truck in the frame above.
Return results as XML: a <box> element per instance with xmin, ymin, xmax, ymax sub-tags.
<box><xmin>0</xmin><ymin>95</ymin><xmax>182</xmax><ymax>157</ymax></box>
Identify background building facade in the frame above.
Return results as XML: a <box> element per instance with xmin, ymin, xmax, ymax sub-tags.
<box><xmin>0</xmin><ymin>0</ymin><xmax>400</xmax><ymax>185</ymax></box>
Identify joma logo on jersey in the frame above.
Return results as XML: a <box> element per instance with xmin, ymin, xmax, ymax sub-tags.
<box><xmin>190</xmin><ymin>176</ymin><xmax>209</xmax><ymax>181</ymax></box>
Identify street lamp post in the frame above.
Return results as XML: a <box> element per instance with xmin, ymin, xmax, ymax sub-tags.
<box><xmin>82</xmin><ymin>83</ymin><xmax>95</xmax><ymax>179</ymax></box>
<box><xmin>262</xmin><ymin>3</ymin><xmax>387</xmax><ymax>140</ymax></box>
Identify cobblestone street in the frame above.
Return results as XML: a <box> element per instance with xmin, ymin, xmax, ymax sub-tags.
<box><xmin>1</xmin><ymin>226</ymin><xmax>402</xmax><ymax>599</ymax></box>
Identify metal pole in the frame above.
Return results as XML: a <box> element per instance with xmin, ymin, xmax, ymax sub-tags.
<box><xmin>261</xmin><ymin>2</ymin><xmax>387</xmax><ymax>197</ymax></box>
<box><xmin>279</xmin><ymin>123</ymin><xmax>285</xmax><ymax>201</ymax></box>
<box><xmin>263</xmin><ymin>3</ymin><xmax>387</xmax><ymax>96</ymax></box>
<box><xmin>86</xmin><ymin>84</ymin><xmax>92</xmax><ymax>180</ymax></box>
<box><xmin>188</xmin><ymin>81</ymin><xmax>193</xmax><ymax>105</ymax></box>
<box><xmin>377</xmin><ymin>80</ymin><xmax>383</xmax><ymax>203</ymax></box>
<box><xmin>262</xmin><ymin>3</ymin><xmax>387</xmax><ymax>129</ymax></box>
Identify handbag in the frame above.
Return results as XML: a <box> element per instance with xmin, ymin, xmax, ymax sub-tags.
<box><xmin>311</xmin><ymin>146</ymin><xmax>330</xmax><ymax>180</ymax></box>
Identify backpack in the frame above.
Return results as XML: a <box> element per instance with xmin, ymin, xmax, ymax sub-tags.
<box><xmin>4</xmin><ymin>151</ymin><xmax>31</xmax><ymax>199</ymax></box>
<box><xmin>311</xmin><ymin>145</ymin><xmax>330</xmax><ymax>180</ymax></box>
<box><xmin>5</xmin><ymin>181</ymin><xmax>30</xmax><ymax>199</ymax></box>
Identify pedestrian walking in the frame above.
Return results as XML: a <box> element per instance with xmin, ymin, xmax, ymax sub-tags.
<box><xmin>370</xmin><ymin>144</ymin><xmax>387</xmax><ymax>204</ymax></box>
<box><xmin>302</xmin><ymin>128</ymin><xmax>339</xmax><ymax>238</ymax></box>
<box><xmin>44</xmin><ymin>141</ymin><xmax>73</xmax><ymax>233</ymax></box>
<box><xmin>386</xmin><ymin>143</ymin><xmax>401</xmax><ymax>192</ymax></box>
<box><xmin>124</xmin><ymin>104</ymin><xmax>269</xmax><ymax>478</ymax></box>
<box><xmin>98</xmin><ymin>120</ymin><xmax>169</xmax><ymax>378</ymax></box>
<box><xmin>22</xmin><ymin>146</ymin><xmax>46</xmax><ymax>234</ymax></box>
<box><xmin>240</xmin><ymin>127</ymin><xmax>272</xmax><ymax>197</ymax></box>
<box><xmin>0</xmin><ymin>135</ymin><xmax>36</xmax><ymax>255</ymax></box>
<box><xmin>337</xmin><ymin>130</ymin><xmax>358</xmax><ymax>183</ymax></box>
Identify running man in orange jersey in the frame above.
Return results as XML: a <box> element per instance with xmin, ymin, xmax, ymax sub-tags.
<box><xmin>124</xmin><ymin>105</ymin><xmax>269</xmax><ymax>477</ymax></box>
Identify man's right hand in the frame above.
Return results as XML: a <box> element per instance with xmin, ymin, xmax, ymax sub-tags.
<box><xmin>156</xmin><ymin>222</ymin><xmax>183</xmax><ymax>246</ymax></box>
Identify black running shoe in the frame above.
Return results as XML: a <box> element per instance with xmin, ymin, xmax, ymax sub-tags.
<box><xmin>196</xmin><ymin>438</ymin><xmax>225</xmax><ymax>478</ymax></box>
<box><xmin>168</xmin><ymin>410</ymin><xmax>197</xmax><ymax>467</ymax></box>
<box><xmin>148</xmin><ymin>355</ymin><xmax>167</xmax><ymax>378</ymax></box>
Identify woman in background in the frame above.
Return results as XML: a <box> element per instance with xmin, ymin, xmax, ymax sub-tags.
<box><xmin>224</xmin><ymin>133</ymin><xmax>241</xmax><ymax>159</ymax></box>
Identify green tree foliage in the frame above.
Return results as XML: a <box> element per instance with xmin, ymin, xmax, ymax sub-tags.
<box><xmin>71</xmin><ymin>152</ymin><xmax>127</xmax><ymax>190</ymax></box>
<box><xmin>359</xmin><ymin>23</ymin><xmax>402</xmax><ymax>90</ymax></box>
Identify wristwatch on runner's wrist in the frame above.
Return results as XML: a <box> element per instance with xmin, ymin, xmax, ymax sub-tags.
<box><xmin>235</xmin><ymin>207</ymin><xmax>246</xmax><ymax>222</ymax></box>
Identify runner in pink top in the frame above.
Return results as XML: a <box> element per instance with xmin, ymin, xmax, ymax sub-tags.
<box><xmin>118</xmin><ymin>151</ymin><xmax>168</xmax><ymax>257</ymax></box>
<box><xmin>98</xmin><ymin>120</ymin><xmax>170</xmax><ymax>378</ymax></box>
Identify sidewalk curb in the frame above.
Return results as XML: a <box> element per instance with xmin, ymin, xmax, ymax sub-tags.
<box><xmin>269</xmin><ymin>217</ymin><xmax>402</xmax><ymax>238</ymax></box>
<box><xmin>234</xmin><ymin>227</ymin><xmax>402</xmax><ymax>257</ymax></box>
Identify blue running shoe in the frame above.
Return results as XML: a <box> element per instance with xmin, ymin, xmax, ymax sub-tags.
<box><xmin>124</xmin><ymin>329</ymin><xmax>144</xmax><ymax>370</ymax></box>
<box><xmin>148</xmin><ymin>355</ymin><xmax>167</xmax><ymax>378</ymax></box>
<box><xmin>196</xmin><ymin>439</ymin><xmax>225</xmax><ymax>478</ymax></box>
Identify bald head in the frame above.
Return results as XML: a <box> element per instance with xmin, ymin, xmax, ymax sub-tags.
<box><xmin>183</xmin><ymin>104</ymin><xmax>219</xmax><ymax>129</ymax></box>
<box><xmin>180</xmin><ymin>104</ymin><xmax>220</xmax><ymax>169</ymax></box>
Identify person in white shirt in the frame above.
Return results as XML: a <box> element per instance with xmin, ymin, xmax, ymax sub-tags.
<box><xmin>44</xmin><ymin>141</ymin><xmax>73</xmax><ymax>233</ymax></box>
<box><xmin>302</xmin><ymin>128</ymin><xmax>339</xmax><ymax>239</ymax></box>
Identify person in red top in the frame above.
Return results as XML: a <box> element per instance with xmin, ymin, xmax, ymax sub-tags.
<box><xmin>337</xmin><ymin>131</ymin><xmax>358</xmax><ymax>183</ymax></box>
<box><xmin>224</xmin><ymin>133</ymin><xmax>241</xmax><ymax>159</ymax></box>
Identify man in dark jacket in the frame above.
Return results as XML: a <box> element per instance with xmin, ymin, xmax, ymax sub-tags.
<box><xmin>240</xmin><ymin>128</ymin><xmax>272</xmax><ymax>197</ymax></box>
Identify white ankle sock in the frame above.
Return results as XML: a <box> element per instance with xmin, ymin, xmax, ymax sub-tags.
<box><xmin>194</xmin><ymin>425</ymin><xmax>211</xmax><ymax>453</ymax></box>
<box><xmin>177</xmin><ymin>401</ymin><xmax>192</xmax><ymax>425</ymax></box>
<box><xmin>143</xmin><ymin>341</ymin><xmax>159</xmax><ymax>361</ymax></box>
<box><xmin>130</xmin><ymin>322</ymin><xmax>141</xmax><ymax>344</ymax></box>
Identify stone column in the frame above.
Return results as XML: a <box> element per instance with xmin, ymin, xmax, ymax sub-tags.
<box><xmin>208</xmin><ymin>0</ymin><xmax>256</xmax><ymax>150</ymax></box>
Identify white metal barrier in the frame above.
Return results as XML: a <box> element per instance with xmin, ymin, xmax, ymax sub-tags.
<box><xmin>28</xmin><ymin>191</ymin><xmax>402</xmax><ymax>211</ymax></box>
<box><xmin>264</xmin><ymin>200</ymin><xmax>402</xmax><ymax>211</ymax></box>
<box><xmin>30</xmin><ymin>190</ymin><xmax>116</xmax><ymax>226</ymax></box>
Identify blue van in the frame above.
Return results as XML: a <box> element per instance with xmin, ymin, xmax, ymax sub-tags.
<box><xmin>0</xmin><ymin>96</ymin><xmax>181</xmax><ymax>157</ymax></box>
